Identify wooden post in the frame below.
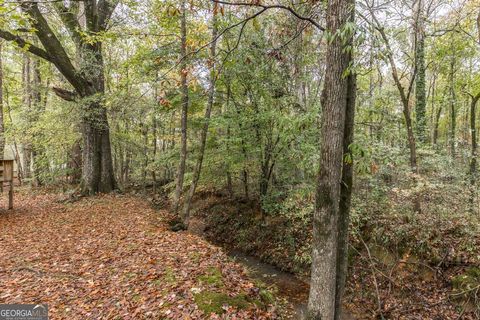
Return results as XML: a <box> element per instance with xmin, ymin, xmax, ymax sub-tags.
<box><xmin>8</xmin><ymin>181</ymin><xmax>12</xmax><ymax>209</ymax></box>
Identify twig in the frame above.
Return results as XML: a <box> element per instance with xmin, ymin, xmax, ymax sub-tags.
<box><xmin>358</xmin><ymin>235</ymin><xmax>385</xmax><ymax>319</ymax></box>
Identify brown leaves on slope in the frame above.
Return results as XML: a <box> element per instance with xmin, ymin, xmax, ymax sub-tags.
<box><xmin>0</xmin><ymin>192</ymin><xmax>275</xmax><ymax>319</ymax></box>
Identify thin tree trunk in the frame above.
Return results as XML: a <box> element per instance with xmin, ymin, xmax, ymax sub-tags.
<box><xmin>31</xmin><ymin>55</ymin><xmax>46</xmax><ymax>186</ymax></box>
<box><xmin>22</xmin><ymin>54</ymin><xmax>32</xmax><ymax>180</ymax></box>
<box><xmin>0</xmin><ymin>43</ymin><xmax>4</xmax><ymax>165</ymax></box>
<box><xmin>152</xmin><ymin>115</ymin><xmax>158</xmax><ymax>194</ymax></box>
<box><xmin>182</xmin><ymin>12</ymin><xmax>218</xmax><ymax>224</ymax></box>
<box><xmin>229</xmin><ymin>88</ymin><xmax>250</xmax><ymax>200</ymax></box>
<box><xmin>173</xmin><ymin>0</ymin><xmax>189</xmax><ymax>213</ymax></box>
<box><xmin>469</xmin><ymin>93</ymin><xmax>480</xmax><ymax>212</ymax></box>
<box><xmin>371</xmin><ymin>11</ymin><xmax>419</xmax><ymax>175</ymax></box>
<box><xmin>449</xmin><ymin>56</ymin><xmax>456</xmax><ymax>158</ymax></box>
<box><xmin>307</xmin><ymin>0</ymin><xmax>355</xmax><ymax>317</ymax></box>
<box><xmin>142</xmin><ymin>122</ymin><xmax>149</xmax><ymax>193</ymax></box>
<box><xmin>433</xmin><ymin>105</ymin><xmax>442</xmax><ymax>146</ymax></box>
<box><xmin>430</xmin><ymin>73</ymin><xmax>437</xmax><ymax>144</ymax></box>
<box><xmin>370</xmin><ymin>10</ymin><xmax>420</xmax><ymax>212</ymax></box>
<box><xmin>225</xmin><ymin>91</ymin><xmax>234</xmax><ymax>198</ymax></box>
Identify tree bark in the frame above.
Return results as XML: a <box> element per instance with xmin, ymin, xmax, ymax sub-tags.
<box><xmin>433</xmin><ymin>105</ymin><xmax>442</xmax><ymax>146</ymax></box>
<box><xmin>449</xmin><ymin>56</ymin><xmax>456</xmax><ymax>158</ymax></box>
<box><xmin>152</xmin><ymin>115</ymin><xmax>158</xmax><ymax>194</ymax></box>
<box><xmin>81</xmin><ymin>102</ymin><xmax>116</xmax><ymax>194</ymax></box>
<box><xmin>334</xmin><ymin>67</ymin><xmax>356</xmax><ymax>320</ymax></box>
<box><xmin>173</xmin><ymin>0</ymin><xmax>189</xmax><ymax>213</ymax></box>
<box><xmin>141</xmin><ymin>122</ymin><xmax>149</xmax><ymax>193</ymax></box>
<box><xmin>22</xmin><ymin>54</ymin><xmax>32</xmax><ymax>180</ymax></box>
<box><xmin>414</xmin><ymin>0</ymin><xmax>427</xmax><ymax>143</ymax></box>
<box><xmin>468</xmin><ymin>92</ymin><xmax>480</xmax><ymax>212</ymax></box>
<box><xmin>307</xmin><ymin>0</ymin><xmax>355</xmax><ymax>318</ymax></box>
<box><xmin>31</xmin><ymin>55</ymin><xmax>47</xmax><ymax>186</ymax></box>
<box><xmin>0</xmin><ymin>43</ymin><xmax>4</xmax><ymax>165</ymax></box>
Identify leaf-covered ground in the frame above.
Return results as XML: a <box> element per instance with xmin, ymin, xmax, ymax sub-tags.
<box><xmin>0</xmin><ymin>191</ymin><xmax>277</xmax><ymax>319</ymax></box>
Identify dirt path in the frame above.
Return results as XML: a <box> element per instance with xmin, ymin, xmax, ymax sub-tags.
<box><xmin>0</xmin><ymin>192</ymin><xmax>278</xmax><ymax>319</ymax></box>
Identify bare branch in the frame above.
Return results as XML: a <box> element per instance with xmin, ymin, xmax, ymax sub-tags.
<box><xmin>212</xmin><ymin>0</ymin><xmax>325</xmax><ymax>31</ymax></box>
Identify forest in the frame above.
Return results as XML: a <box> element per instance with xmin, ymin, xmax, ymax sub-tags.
<box><xmin>0</xmin><ymin>0</ymin><xmax>479</xmax><ymax>319</ymax></box>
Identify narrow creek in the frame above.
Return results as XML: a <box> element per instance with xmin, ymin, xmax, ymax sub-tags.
<box><xmin>228</xmin><ymin>250</ymin><xmax>310</xmax><ymax>319</ymax></box>
<box><xmin>229</xmin><ymin>251</ymin><xmax>356</xmax><ymax>320</ymax></box>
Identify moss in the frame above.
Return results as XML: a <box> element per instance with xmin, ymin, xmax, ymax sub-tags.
<box><xmin>466</xmin><ymin>267</ymin><xmax>480</xmax><ymax>278</ymax></box>
<box><xmin>163</xmin><ymin>267</ymin><xmax>176</xmax><ymax>284</ymax></box>
<box><xmin>451</xmin><ymin>267</ymin><xmax>480</xmax><ymax>312</ymax></box>
<box><xmin>452</xmin><ymin>268</ymin><xmax>480</xmax><ymax>291</ymax></box>
<box><xmin>132</xmin><ymin>294</ymin><xmax>141</xmax><ymax>302</ymax></box>
<box><xmin>189</xmin><ymin>252</ymin><xmax>201</xmax><ymax>264</ymax></box>
<box><xmin>259</xmin><ymin>289</ymin><xmax>275</xmax><ymax>304</ymax></box>
<box><xmin>194</xmin><ymin>291</ymin><xmax>250</xmax><ymax>314</ymax></box>
<box><xmin>198</xmin><ymin>267</ymin><xmax>224</xmax><ymax>287</ymax></box>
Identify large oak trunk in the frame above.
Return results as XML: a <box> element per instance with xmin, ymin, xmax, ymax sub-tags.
<box><xmin>81</xmin><ymin>102</ymin><xmax>115</xmax><ymax>194</ymax></box>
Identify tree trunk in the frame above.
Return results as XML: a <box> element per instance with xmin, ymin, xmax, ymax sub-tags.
<box><xmin>22</xmin><ymin>54</ymin><xmax>32</xmax><ymax>180</ymax></box>
<box><xmin>0</xmin><ymin>43</ymin><xmax>4</xmax><ymax>165</ymax></box>
<box><xmin>370</xmin><ymin>9</ymin><xmax>420</xmax><ymax>211</ymax></box>
<box><xmin>307</xmin><ymin>0</ymin><xmax>355</xmax><ymax>317</ymax></box>
<box><xmin>81</xmin><ymin>103</ymin><xmax>115</xmax><ymax>194</ymax></box>
<box><xmin>182</xmin><ymin>11</ymin><xmax>218</xmax><ymax>224</ymax></box>
<box><xmin>469</xmin><ymin>93</ymin><xmax>480</xmax><ymax>212</ymax></box>
<box><xmin>68</xmin><ymin>140</ymin><xmax>82</xmax><ymax>184</ymax></box>
<box><xmin>225</xmin><ymin>92</ymin><xmax>234</xmax><ymax>198</ymax></box>
<box><xmin>414</xmin><ymin>0</ymin><xmax>427</xmax><ymax>143</ymax></box>
<box><xmin>430</xmin><ymin>73</ymin><xmax>437</xmax><ymax>145</ymax></box>
<box><xmin>141</xmin><ymin>122</ymin><xmax>149</xmax><ymax>193</ymax></box>
<box><xmin>404</xmin><ymin>100</ymin><xmax>419</xmax><ymax>174</ymax></box>
<box><xmin>79</xmin><ymin>41</ymin><xmax>116</xmax><ymax>194</ymax></box>
<box><xmin>31</xmin><ymin>56</ymin><xmax>47</xmax><ymax>186</ymax></box>
<box><xmin>433</xmin><ymin>105</ymin><xmax>442</xmax><ymax>146</ymax></box>
<box><xmin>449</xmin><ymin>56</ymin><xmax>456</xmax><ymax>158</ymax></box>
<box><xmin>152</xmin><ymin>115</ymin><xmax>158</xmax><ymax>194</ymax></box>
<box><xmin>334</xmin><ymin>72</ymin><xmax>356</xmax><ymax>320</ymax></box>
<box><xmin>173</xmin><ymin>0</ymin><xmax>189</xmax><ymax>213</ymax></box>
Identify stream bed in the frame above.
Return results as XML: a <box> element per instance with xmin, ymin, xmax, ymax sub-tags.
<box><xmin>229</xmin><ymin>251</ymin><xmax>310</xmax><ymax>319</ymax></box>
<box><xmin>229</xmin><ymin>251</ymin><xmax>356</xmax><ymax>320</ymax></box>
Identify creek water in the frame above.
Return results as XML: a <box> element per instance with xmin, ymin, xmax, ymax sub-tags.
<box><xmin>229</xmin><ymin>251</ymin><xmax>310</xmax><ymax>319</ymax></box>
<box><xmin>229</xmin><ymin>251</ymin><xmax>356</xmax><ymax>320</ymax></box>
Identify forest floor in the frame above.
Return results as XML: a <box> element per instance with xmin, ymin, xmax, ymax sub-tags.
<box><xmin>1</xmin><ymin>189</ymin><xmax>478</xmax><ymax>320</ymax></box>
<box><xmin>0</xmin><ymin>190</ymin><xmax>281</xmax><ymax>319</ymax></box>
<box><xmin>192</xmin><ymin>191</ymin><xmax>480</xmax><ymax>320</ymax></box>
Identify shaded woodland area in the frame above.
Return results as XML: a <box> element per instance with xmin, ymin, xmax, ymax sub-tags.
<box><xmin>0</xmin><ymin>0</ymin><xmax>479</xmax><ymax>319</ymax></box>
